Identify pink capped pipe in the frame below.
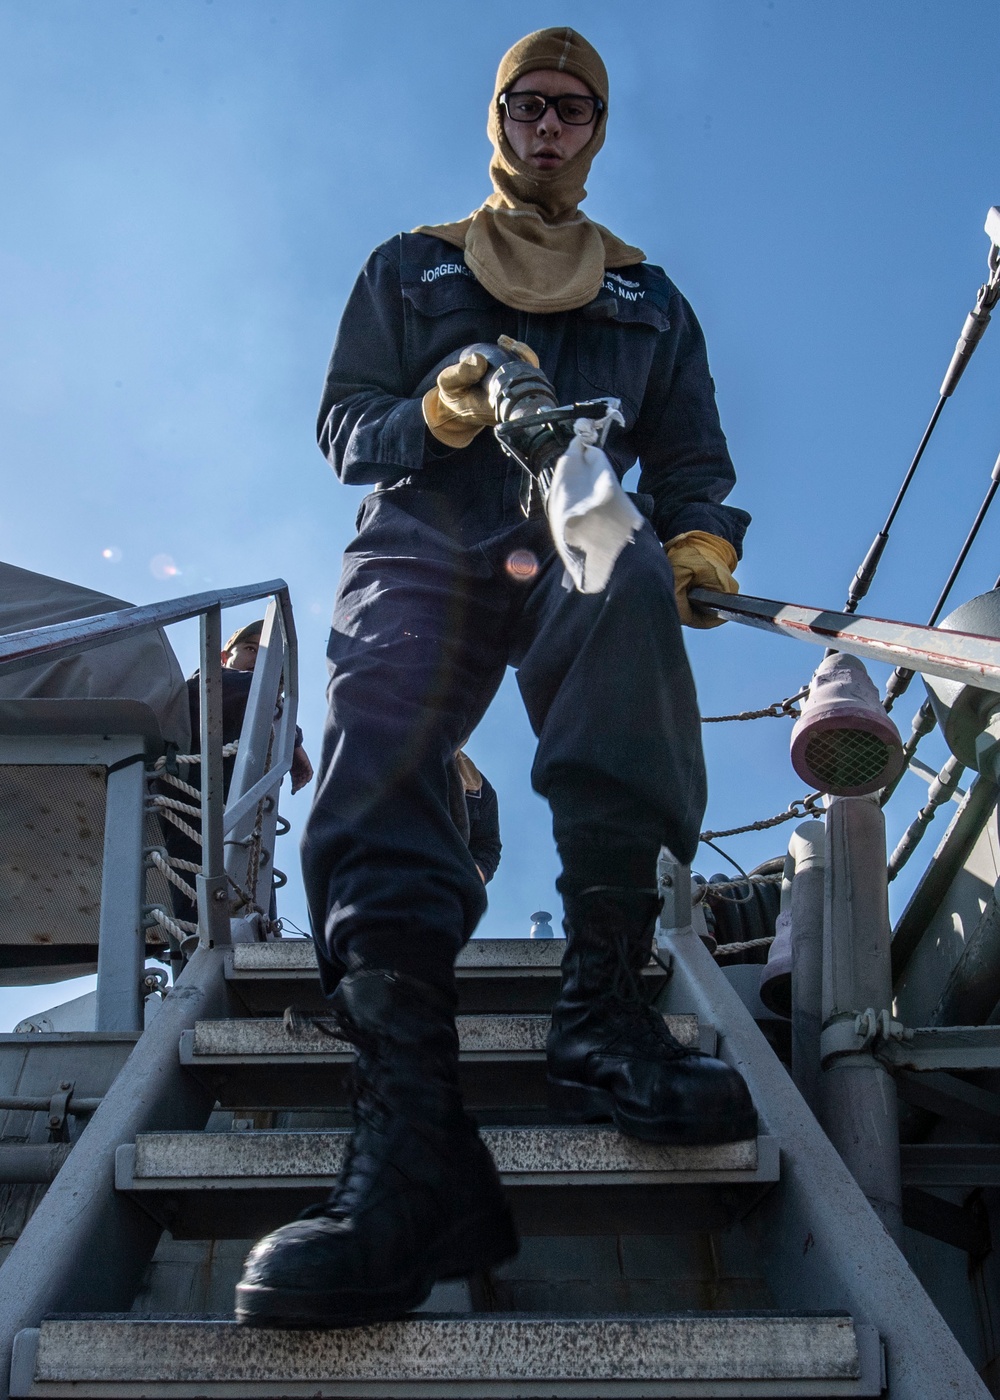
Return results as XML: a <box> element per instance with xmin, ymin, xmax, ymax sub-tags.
<box><xmin>790</xmin><ymin>653</ymin><xmax>904</xmax><ymax>797</ymax></box>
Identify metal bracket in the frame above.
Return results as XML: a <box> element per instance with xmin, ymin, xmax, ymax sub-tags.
<box><xmin>880</xmin><ymin>1024</ymin><xmax>1000</xmax><ymax>1073</ymax></box>
<box><xmin>46</xmin><ymin>1082</ymin><xmax>74</xmax><ymax>1143</ymax></box>
<box><xmin>230</xmin><ymin>913</ymin><xmax>265</xmax><ymax>944</ymax></box>
<box><xmin>857</xmin><ymin>1007</ymin><xmax>908</xmax><ymax>1050</ymax></box>
<box><xmin>141</xmin><ymin>967</ymin><xmax>169</xmax><ymax>999</ymax></box>
<box><xmin>821</xmin><ymin>1008</ymin><xmax>910</xmax><ymax>1064</ymax></box>
<box><xmin>822</xmin><ymin>1011</ymin><xmax>1000</xmax><ymax>1073</ymax></box>
<box><xmin>197</xmin><ymin>871</ymin><xmax>231</xmax><ymax>947</ymax></box>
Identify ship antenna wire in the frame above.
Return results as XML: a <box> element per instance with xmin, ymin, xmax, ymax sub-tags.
<box><xmin>840</xmin><ymin>209</ymin><xmax>1000</xmax><ymax>620</ymax></box>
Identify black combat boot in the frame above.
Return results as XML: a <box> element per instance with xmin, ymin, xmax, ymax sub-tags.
<box><xmin>235</xmin><ymin>968</ymin><xmax>518</xmax><ymax>1328</ymax></box>
<box><xmin>546</xmin><ymin>886</ymin><xmax>758</xmax><ymax>1145</ymax></box>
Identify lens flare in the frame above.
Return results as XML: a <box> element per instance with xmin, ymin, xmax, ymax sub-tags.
<box><xmin>101</xmin><ymin>546</ymin><xmax>122</xmax><ymax>562</ymax></box>
<box><xmin>149</xmin><ymin>553</ymin><xmax>180</xmax><ymax>580</ymax></box>
<box><xmin>505</xmin><ymin>549</ymin><xmax>539</xmax><ymax>581</ymax></box>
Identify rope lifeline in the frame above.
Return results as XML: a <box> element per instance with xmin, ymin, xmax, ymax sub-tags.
<box><xmin>712</xmin><ymin>936</ymin><xmax>775</xmax><ymax>958</ymax></box>
<box><xmin>701</xmin><ymin>791</ymin><xmax>824</xmax><ymax>842</ymax></box>
<box><xmin>702</xmin><ymin>688</ymin><xmax>807</xmax><ymax>724</ymax></box>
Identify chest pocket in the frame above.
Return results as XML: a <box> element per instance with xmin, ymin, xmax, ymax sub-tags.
<box><xmin>401</xmin><ymin>269</ymin><xmax>507</xmax><ymax>397</ymax></box>
<box><xmin>574</xmin><ymin>292</ymin><xmax>671</xmax><ymax>426</ymax></box>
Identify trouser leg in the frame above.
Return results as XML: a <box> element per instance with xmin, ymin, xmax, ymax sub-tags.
<box><xmin>301</xmin><ymin>501</ymin><xmax>507</xmax><ymax>997</ymax></box>
<box><xmin>256</xmin><ymin>500</ymin><xmax>525</xmax><ymax>1334</ymax></box>
<box><xmin>509</xmin><ymin>523</ymin><xmax>755</xmax><ymax>1144</ymax></box>
<box><xmin>513</xmin><ymin>521</ymin><xmax>706</xmax><ymax>887</ymax></box>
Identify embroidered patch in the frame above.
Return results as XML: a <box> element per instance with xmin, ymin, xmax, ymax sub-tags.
<box><xmin>605</xmin><ymin>271</ymin><xmax>641</xmax><ymax>289</ymax></box>
<box><xmin>420</xmin><ymin>263</ymin><xmax>473</xmax><ymax>283</ymax></box>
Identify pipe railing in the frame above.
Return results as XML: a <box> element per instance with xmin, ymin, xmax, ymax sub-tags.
<box><xmin>0</xmin><ymin>580</ymin><xmax>290</xmax><ymax>675</ymax></box>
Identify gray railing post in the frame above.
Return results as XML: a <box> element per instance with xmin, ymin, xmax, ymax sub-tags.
<box><xmin>820</xmin><ymin>795</ymin><xmax>903</xmax><ymax>1242</ymax></box>
<box><xmin>94</xmin><ymin>753</ymin><xmax>147</xmax><ymax>1033</ymax></box>
<box><xmin>197</xmin><ymin>606</ymin><xmax>230</xmax><ymax>947</ymax></box>
<box><xmin>656</xmin><ymin>851</ymin><xmax>692</xmax><ymax>938</ymax></box>
<box><xmin>788</xmin><ymin>820</ymin><xmax>826</xmax><ymax>1115</ymax></box>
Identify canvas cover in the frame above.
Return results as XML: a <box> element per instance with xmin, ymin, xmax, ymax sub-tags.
<box><xmin>0</xmin><ymin>562</ymin><xmax>190</xmax><ymax>750</ymax></box>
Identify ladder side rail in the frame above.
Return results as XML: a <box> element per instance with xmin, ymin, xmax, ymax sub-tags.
<box><xmin>223</xmin><ymin>599</ymin><xmax>297</xmax><ymax>918</ymax></box>
<box><xmin>257</xmin><ymin>594</ymin><xmax>298</xmax><ymax>912</ymax></box>
<box><xmin>657</xmin><ymin>878</ymin><xmax>991</xmax><ymax>1400</ymax></box>
<box><xmin>196</xmin><ymin>606</ymin><xmax>229</xmax><ymax>947</ymax></box>
<box><xmin>0</xmin><ymin>947</ymin><xmax>230</xmax><ymax>1400</ymax></box>
<box><xmin>690</xmin><ymin>588</ymin><xmax>1000</xmax><ymax>693</ymax></box>
<box><xmin>217</xmin><ymin>591</ymin><xmax>299</xmax><ymax>838</ymax></box>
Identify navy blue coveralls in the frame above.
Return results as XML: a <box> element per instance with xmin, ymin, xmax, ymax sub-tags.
<box><xmin>303</xmin><ymin>233</ymin><xmax>750</xmax><ymax>996</ymax></box>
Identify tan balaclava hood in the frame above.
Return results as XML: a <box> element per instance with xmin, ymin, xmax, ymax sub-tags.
<box><xmin>415</xmin><ymin>27</ymin><xmax>644</xmax><ymax>314</ymax></box>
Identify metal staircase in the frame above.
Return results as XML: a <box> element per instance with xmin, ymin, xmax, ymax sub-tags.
<box><xmin>2</xmin><ymin>935</ymin><xmax>862</xmax><ymax>1398</ymax></box>
<box><xmin>5</xmin><ymin>586</ymin><xmax>1000</xmax><ymax>1396</ymax></box>
<box><xmin>1</xmin><ymin>920</ymin><xmax>986</xmax><ymax>1399</ymax></box>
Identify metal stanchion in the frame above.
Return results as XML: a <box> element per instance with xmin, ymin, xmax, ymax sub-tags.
<box><xmin>820</xmin><ymin>796</ymin><xmax>902</xmax><ymax>1242</ymax></box>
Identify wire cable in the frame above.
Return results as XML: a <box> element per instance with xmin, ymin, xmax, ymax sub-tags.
<box><xmin>840</xmin><ymin>220</ymin><xmax>1000</xmax><ymax>620</ymax></box>
<box><xmin>883</xmin><ymin>451</ymin><xmax>1000</xmax><ymax>711</ymax></box>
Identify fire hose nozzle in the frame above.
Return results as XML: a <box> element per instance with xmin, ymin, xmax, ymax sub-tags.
<box><xmin>486</xmin><ymin>359</ymin><xmax>560</xmax><ymax>422</ymax></box>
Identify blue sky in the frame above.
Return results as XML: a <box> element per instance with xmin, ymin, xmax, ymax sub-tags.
<box><xmin>2</xmin><ymin>0</ymin><xmax>999</xmax><ymax>1028</ymax></box>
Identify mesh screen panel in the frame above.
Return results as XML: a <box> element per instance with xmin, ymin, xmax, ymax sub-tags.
<box><xmin>0</xmin><ymin>764</ymin><xmax>167</xmax><ymax>949</ymax></box>
<box><xmin>0</xmin><ymin>763</ymin><xmax>105</xmax><ymax>946</ymax></box>
<box><xmin>802</xmin><ymin>728</ymin><xmax>891</xmax><ymax>792</ymax></box>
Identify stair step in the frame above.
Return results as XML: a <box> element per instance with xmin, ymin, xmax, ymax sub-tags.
<box><xmin>116</xmin><ymin>1127</ymin><xmax>779</xmax><ymax>1239</ymax></box>
<box><xmin>180</xmin><ymin>1013</ymin><xmax>716</xmax><ymax>1111</ymax></box>
<box><xmin>225</xmin><ymin>938</ymin><xmax>668</xmax><ymax>1014</ymax></box>
<box><xmin>11</xmin><ymin>1314</ymin><xmax>885</xmax><ymax>1397</ymax></box>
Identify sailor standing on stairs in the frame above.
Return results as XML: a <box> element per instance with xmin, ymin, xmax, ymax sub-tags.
<box><xmin>236</xmin><ymin>25</ymin><xmax>757</xmax><ymax>1329</ymax></box>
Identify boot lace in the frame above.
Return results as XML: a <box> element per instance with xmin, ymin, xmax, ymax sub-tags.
<box><xmin>285</xmin><ymin>1003</ymin><xmax>399</xmax><ymax>1222</ymax></box>
<box><xmin>598</xmin><ymin>926</ymin><xmax>695</xmax><ymax>1063</ymax></box>
<box><xmin>285</xmin><ymin>1000</ymin><xmax>462</xmax><ymax>1222</ymax></box>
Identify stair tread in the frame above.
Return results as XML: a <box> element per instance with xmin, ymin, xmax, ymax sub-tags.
<box><xmin>186</xmin><ymin>1013</ymin><xmax>703</xmax><ymax>1058</ymax></box>
<box><xmin>224</xmin><ymin>940</ymin><xmax>667</xmax><ymax>1016</ymax></box>
<box><xmin>229</xmin><ymin>938</ymin><xmax>573</xmax><ymax>975</ymax></box>
<box><xmin>122</xmin><ymin>1126</ymin><xmax>772</xmax><ymax>1183</ymax></box>
<box><xmin>17</xmin><ymin>1314</ymin><xmax>875</xmax><ymax>1392</ymax></box>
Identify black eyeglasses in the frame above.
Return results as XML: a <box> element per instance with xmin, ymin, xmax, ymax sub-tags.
<box><xmin>499</xmin><ymin>90</ymin><xmax>603</xmax><ymax>126</ymax></box>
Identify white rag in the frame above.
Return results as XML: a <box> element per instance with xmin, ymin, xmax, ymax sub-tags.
<box><xmin>545</xmin><ymin>414</ymin><xmax>643</xmax><ymax>594</ymax></box>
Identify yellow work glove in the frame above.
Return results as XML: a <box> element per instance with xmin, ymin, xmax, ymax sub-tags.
<box><xmin>665</xmin><ymin>530</ymin><xmax>739</xmax><ymax>629</ymax></box>
<box><xmin>422</xmin><ymin>336</ymin><xmax>539</xmax><ymax>449</ymax></box>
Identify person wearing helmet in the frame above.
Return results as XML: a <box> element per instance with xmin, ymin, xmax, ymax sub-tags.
<box><xmin>219</xmin><ymin>621</ymin><xmax>313</xmax><ymax>795</ymax></box>
<box><xmin>236</xmin><ymin>26</ymin><xmax>753</xmax><ymax>1330</ymax></box>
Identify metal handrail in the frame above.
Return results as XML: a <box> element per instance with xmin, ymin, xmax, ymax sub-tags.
<box><xmin>0</xmin><ymin>579</ymin><xmax>289</xmax><ymax>677</ymax></box>
<box><xmin>691</xmin><ymin>589</ymin><xmax>1000</xmax><ymax>695</ymax></box>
